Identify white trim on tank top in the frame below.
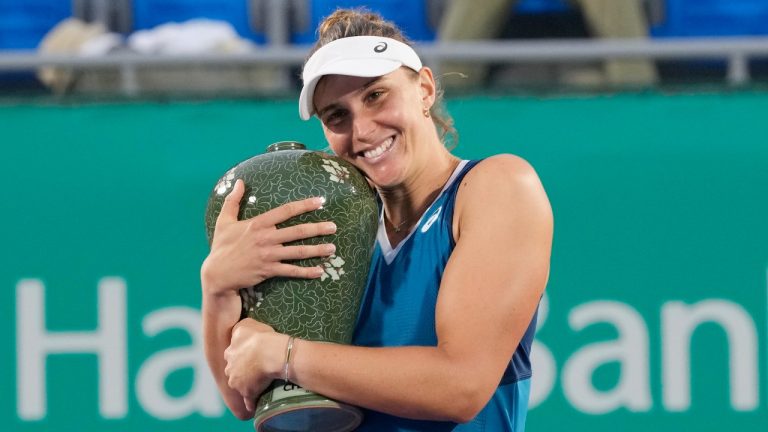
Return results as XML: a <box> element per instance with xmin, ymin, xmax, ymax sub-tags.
<box><xmin>378</xmin><ymin>159</ymin><xmax>469</xmax><ymax>264</ymax></box>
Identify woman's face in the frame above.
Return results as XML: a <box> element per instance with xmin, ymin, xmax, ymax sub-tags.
<box><xmin>312</xmin><ymin>67</ymin><xmax>436</xmax><ymax>188</ymax></box>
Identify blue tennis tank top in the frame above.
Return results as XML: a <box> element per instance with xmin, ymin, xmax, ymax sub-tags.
<box><xmin>352</xmin><ymin>160</ymin><xmax>538</xmax><ymax>431</ymax></box>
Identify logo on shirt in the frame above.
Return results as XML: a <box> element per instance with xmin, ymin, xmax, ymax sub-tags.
<box><xmin>421</xmin><ymin>207</ymin><xmax>442</xmax><ymax>233</ymax></box>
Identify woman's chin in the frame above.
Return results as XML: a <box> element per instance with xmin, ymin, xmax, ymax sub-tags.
<box><xmin>357</xmin><ymin>153</ymin><xmax>404</xmax><ymax>187</ymax></box>
<box><xmin>367</xmin><ymin>168</ymin><xmax>405</xmax><ymax>189</ymax></box>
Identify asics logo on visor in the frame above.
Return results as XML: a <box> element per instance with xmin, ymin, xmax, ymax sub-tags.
<box><xmin>374</xmin><ymin>41</ymin><xmax>388</xmax><ymax>53</ymax></box>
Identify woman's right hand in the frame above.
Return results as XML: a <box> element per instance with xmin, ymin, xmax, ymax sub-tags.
<box><xmin>201</xmin><ymin>179</ymin><xmax>337</xmax><ymax>298</ymax></box>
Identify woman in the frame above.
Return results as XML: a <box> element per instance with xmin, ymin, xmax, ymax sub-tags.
<box><xmin>201</xmin><ymin>9</ymin><xmax>553</xmax><ymax>431</ymax></box>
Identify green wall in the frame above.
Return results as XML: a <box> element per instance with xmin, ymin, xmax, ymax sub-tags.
<box><xmin>3</xmin><ymin>92</ymin><xmax>767</xmax><ymax>431</ymax></box>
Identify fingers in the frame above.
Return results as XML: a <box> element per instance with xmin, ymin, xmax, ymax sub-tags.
<box><xmin>243</xmin><ymin>397</ymin><xmax>256</xmax><ymax>412</ymax></box>
<box><xmin>272</xmin><ymin>244</ymin><xmax>336</xmax><ymax>261</ymax></box>
<box><xmin>272</xmin><ymin>221</ymin><xmax>337</xmax><ymax>244</ymax></box>
<box><xmin>259</xmin><ymin>197</ymin><xmax>326</xmax><ymax>227</ymax></box>
<box><xmin>231</xmin><ymin>318</ymin><xmax>249</xmax><ymax>335</ymax></box>
<box><xmin>272</xmin><ymin>263</ymin><xmax>325</xmax><ymax>279</ymax></box>
<box><xmin>217</xmin><ymin>179</ymin><xmax>245</xmax><ymax>226</ymax></box>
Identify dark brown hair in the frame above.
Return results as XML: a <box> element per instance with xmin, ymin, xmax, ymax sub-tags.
<box><xmin>306</xmin><ymin>8</ymin><xmax>458</xmax><ymax>148</ymax></box>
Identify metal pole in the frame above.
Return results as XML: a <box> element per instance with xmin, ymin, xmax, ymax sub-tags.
<box><xmin>91</xmin><ymin>0</ymin><xmax>110</xmax><ymax>27</ymax></box>
<box><xmin>267</xmin><ymin>0</ymin><xmax>289</xmax><ymax>45</ymax></box>
<box><xmin>72</xmin><ymin>0</ymin><xmax>87</xmax><ymax>19</ymax></box>
<box><xmin>266</xmin><ymin>0</ymin><xmax>291</xmax><ymax>90</ymax></box>
<box><xmin>120</xmin><ymin>63</ymin><xmax>139</xmax><ymax>96</ymax></box>
<box><xmin>727</xmin><ymin>52</ymin><xmax>749</xmax><ymax>86</ymax></box>
<box><xmin>114</xmin><ymin>0</ymin><xmax>134</xmax><ymax>34</ymax></box>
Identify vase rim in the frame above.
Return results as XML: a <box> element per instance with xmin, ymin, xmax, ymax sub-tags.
<box><xmin>266</xmin><ymin>141</ymin><xmax>307</xmax><ymax>152</ymax></box>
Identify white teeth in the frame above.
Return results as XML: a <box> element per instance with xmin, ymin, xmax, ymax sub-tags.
<box><xmin>363</xmin><ymin>137</ymin><xmax>394</xmax><ymax>159</ymax></box>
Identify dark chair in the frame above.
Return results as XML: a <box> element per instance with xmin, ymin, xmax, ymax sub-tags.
<box><xmin>650</xmin><ymin>0</ymin><xmax>768</xmax><ymax>37</ymax></box>
<box><xmin>514</xmin><ymin>0</ymin><xmax>573</xmax><ymax>15</ymax></box>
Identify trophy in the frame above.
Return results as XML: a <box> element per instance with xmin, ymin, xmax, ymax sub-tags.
<box><xmin>204</xmin><ymin>142</ymin><xmax>378</xmax><ymax>431</ymax></box>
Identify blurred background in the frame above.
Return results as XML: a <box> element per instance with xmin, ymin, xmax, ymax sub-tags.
<box><xmin>2</xmin><ymin>1</ymin><xmax>767</xmax><ymax>431</ymax></box>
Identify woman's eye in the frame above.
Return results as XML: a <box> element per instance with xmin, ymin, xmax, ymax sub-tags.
<box><xmin>366</xmin><ymin>90</ymin><xmax>384</xmax><ymax>102</ymax></box>
<box><xmin>324</xmin><ymin>110</ymin><xmax>346</xmax><ymax>125</ymax></box>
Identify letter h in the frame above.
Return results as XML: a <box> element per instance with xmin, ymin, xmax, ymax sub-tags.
<box><xmin>16</xmin><ymin>278</ymin><xmax>127</xmax><ymax>420</ymax></box>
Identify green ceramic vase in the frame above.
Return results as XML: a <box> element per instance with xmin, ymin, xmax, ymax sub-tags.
<box><xmin>204</xmin><ymin>142</ymin><xmax>378</xmax><ymax>432</ymax></box>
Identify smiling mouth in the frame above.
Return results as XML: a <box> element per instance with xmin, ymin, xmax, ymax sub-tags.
<box><xmin>362</xmin><ymin>136</ymin><xmax>395</xmax><ymax>159</ymax></box>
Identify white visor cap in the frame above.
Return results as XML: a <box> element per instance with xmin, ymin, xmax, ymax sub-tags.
<box><xmin>299</xmin><ymin>36</ymin><xmax>423</xmax><ymax>120</ymax></box>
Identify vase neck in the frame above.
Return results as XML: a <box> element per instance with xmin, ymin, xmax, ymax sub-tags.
<box><xmin>266</xmin><ymin>141</ymin><xmax>306</xmax><ymax>152</ymax></box>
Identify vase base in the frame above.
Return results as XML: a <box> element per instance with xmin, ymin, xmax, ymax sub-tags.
<box><xmin>255</xmin><ymin>392</ymin><xmax>362</xmax><ymax>432</ymax></box>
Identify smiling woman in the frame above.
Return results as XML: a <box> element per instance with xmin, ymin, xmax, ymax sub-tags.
<box><xmin>201</xmin><ymin>8</ymin><xmax>553</xmax><ymax>432</ymax></box>
<box><xmin>313</xmin><ymin>68</ymin><xmax>448</xmax><ymax>194</ymax></box>
<box><xmin>304</xmin><ymin>10</ymin><xmax>457</xmax><ymax>150</ymax></box>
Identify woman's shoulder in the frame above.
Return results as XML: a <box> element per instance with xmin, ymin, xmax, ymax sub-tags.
<box><xmin>463</xmin><ymin>154</ymin><xmax>541</xmax><ymax>190</ymax></box>
<box><xmin>455</xmin><ymin>154</ymin><xmax>550</xmax><ymax>225</ymax></box>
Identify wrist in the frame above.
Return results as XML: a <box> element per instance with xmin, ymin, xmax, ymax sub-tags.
<box><xmin>201</xmin><ymin>291</ymin><xmax>241</xmax><ymax>325</ymax></box>
<box><xmin>200</xmin><ymin>257</ymin><xmax>236</xmax><ymax>296</ymax></box>
<box><xmin>201</xmin><ymin>275</ymin><xmax>241</xmax><ymax>300</ymax></box>
<box><xmin>201</xmin><ymin>285</ymin><xmax>239</xmax><ymax>304</ymax></box>
<box><xmin>270</xmin><ymin>333</ymin><xmax>299</xmax><ymax>382</ymax></box>
<box><xmin>283</xmin><ymin>335</ymin><xmax>296</xmax><ymax>383</ymax></box>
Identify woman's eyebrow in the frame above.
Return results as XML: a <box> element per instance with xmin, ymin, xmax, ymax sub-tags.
<box><xmin>360</xmin><ymin>77</ymin><xmax>382</xmax><ymax>90</ymax></box>
<box><xmin>316</xmin><ymin>103</ymin><xmax>341</xmax><ymax>119</ymax></box>
<box><xmin>316</xmin><ymin>77</ymin><xmax>384</xmax><ymax>117</ymax></box>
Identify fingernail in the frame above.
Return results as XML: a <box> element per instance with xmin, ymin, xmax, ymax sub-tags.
<box><xmin>325</xmin><ymin>244</ymin><xmax>336</xmax><ymax>255</ymax></box>
<box><xmin>326</xmin><ymin>222</ymin><xmax>337</xmax><ymax>233</ymax></box>
<box><xmin>315</xmin><ymin>196</ymin><xmax>326</xmax><ymax>209</ymax></box>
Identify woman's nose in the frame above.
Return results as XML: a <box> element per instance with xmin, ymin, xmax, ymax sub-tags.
<box><xmin>351</xmin><ymin>113</ymin><xmax>377</xmax><ymax>143</ymax></box>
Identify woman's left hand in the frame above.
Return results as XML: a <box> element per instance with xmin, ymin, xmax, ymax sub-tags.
<box><xmin>224</xmin><ymin>318</ymin><xmax>285</xmax><ymax>411</ymax></box>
